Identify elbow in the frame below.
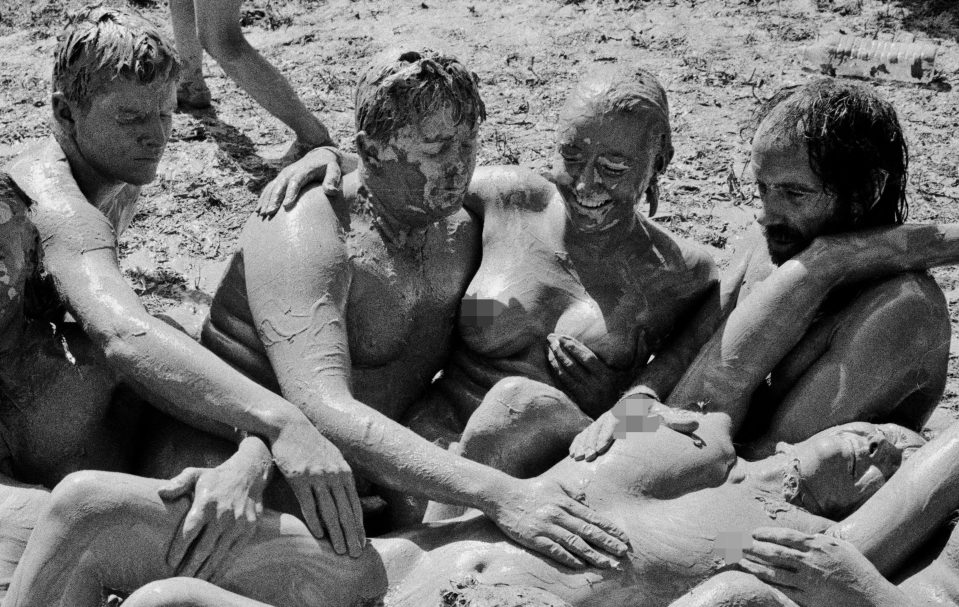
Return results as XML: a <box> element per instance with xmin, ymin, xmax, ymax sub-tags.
<box><xmin>94</xmin><ymin>318</ymin><xmax>153</xmax><ymax>368</ymax></box>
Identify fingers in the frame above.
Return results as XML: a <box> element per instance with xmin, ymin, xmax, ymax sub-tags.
<box><xmin>554</xmin><ymin>334</ymin><xmax>601</xmax><ymax>371</ymax></box>
<box><xmin>547</xmin><ymin>526</ymin><xmax>620</xmax><ymax>569</ymax></box>
<box><xmin>314</xmin><ymin>485</ymin><xmax>347</xmax><ymax>556</ymax></box>
<box><xmin>158</xmin><ymin>468</ymin><xmax>202</xmax><ymax>500</ymax></box>
<box><xmin>528</xmin><ymin>537</ymin><xmax>585</xmax><ymax>570</ymax></box>
<box><xmin>751</xmin><ymin>527</ymin><xmax>815</xmax><ymax>552</ymax></box>
<box><xmin>556</xmin><ymin>489</ymin><xmax>630</xmax><ymax>555</ymax></box>
<box><xmin>257</xmin><ymin>181</ymin><xmax>284</xmax><ymax>219</ymax></box>
<box><xmin>292</xmin><ymin>483</ymin><xmax>325</xmax><ymax>541</ymax></box>
<box><xmin>659</xmin><ymin>409</ymin><xmax>701</xmax><ymax>435</ymax></box>
<box><xmin>282</xmin><ymin>171</ymin><xmax>314</xmax><ymax>210</ymax></box>
<box><xmin>166</xmin><ymin>499</ymin><xmax>205</xmax><ymax>569</ymax></box>
<box><xmin>320</xmin><ymin>161</ymin><xmax>343</xmax><ymax>198</ymax></box>
<box><xmin>743</xmin><ymin>540</ymin><xmax>804</xmax><ymax>571</ymax></box>
<box><xmin>738</xmin><ymin>558</ymin><xmax>802</xmax><ymax>592</ymax></box>
<box><xmin>569</xmin><ymin>414</ymin><xmax>617</xmax><ymax>461</ymax></box>
<box><xmin>331</xmin><ymin>482</ymin><xmax>364</xmax><ymax>558</ymax></box>
<box><xmin>546</xmin><ymin>339</ymin><xmax>587</xmax><ymax>389</ymax></box>
<box><xmin>344</xmin><ymin>474</ymin><xmax>366</xmax><ymax>549</ymax></box>
<box><xmin>179</xmin><ymin>520</ymin><xmax>221</xmax><ymax>579</ymax></box>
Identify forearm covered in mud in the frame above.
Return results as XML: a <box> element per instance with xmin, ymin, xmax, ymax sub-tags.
<box><xmin>284</xmin><ymin>382</ymin><xmax>514</xmax><ymax>513</ymax></box>
<box><xmin>802</xmin><ymin>223</ymin><xmax>959</xmax><ymax>286</ymax></box>
<box><xmin>666</xmin><ymin>254</ymin><xmax>833</xmax><ymax>428</ymax></box>
<box><xmin>38</xmin><ymin>231</ymin><xmax>312</xmax><ymax>447</ymax></box>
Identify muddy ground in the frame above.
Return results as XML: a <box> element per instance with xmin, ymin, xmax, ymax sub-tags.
<box><xmin>0</xmin><ymin>0</ymin><xmax>957</xmax><ymax>431</ymax></box>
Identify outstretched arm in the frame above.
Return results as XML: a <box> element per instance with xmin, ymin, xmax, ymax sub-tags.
<box><xmin>243</xmin><ymin>189</ymin><xmax>630</xmax><ymax>569</ymax></box>
<box><xmin>10</xmin><ymin>143</ymin><xmax>362</xmax><ymax>554</ymax></box>
<box><xmin>668</xmin><ymin>224</ymin><xmax>959</xmax><ymax>430</ymax></box>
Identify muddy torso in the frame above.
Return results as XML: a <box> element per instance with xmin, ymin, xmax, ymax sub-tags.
<box><xmin>206</xmin><ymin>201</ymin><xmax>481</xmax><ymax>421</ymax></box>
<box><xmin>0</xmin><ymin>169</ymin><xmax>132</xmax><ymax>487</ymax></box>
<box><xmin>385</xmin><ymin>420</ymin><xmax>829</xmax><ymax>607</ymax></box>
<box><xmin>436</xmin><ymin>166</ymin><xmax>713</xmax><ymax>419</ymax></box>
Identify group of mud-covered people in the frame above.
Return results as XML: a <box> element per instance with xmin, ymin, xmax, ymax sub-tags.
<box><xmin>2</xmin><ymin>5</ymin><xmax>959</xmax><ymax>606</ymax></box>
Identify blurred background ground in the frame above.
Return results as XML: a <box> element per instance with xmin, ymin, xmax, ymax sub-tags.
<box><xmin>0</xmin><ymin>0</ymin><xmax>957</xmax><ymax>430</ymax></box>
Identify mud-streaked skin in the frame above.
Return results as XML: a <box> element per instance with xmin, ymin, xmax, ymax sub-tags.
<box><xmin>10</xmin><ymin>219</ymin><xmax>959</xmax><ymax>606</ymax></box>
<box><xmin>1</xmin><ymin>412</ymin><xmax>916</xmax><ymax>607</ymax></box>
<box><xmin>0</xmin><ymin>70</ymin><xmax>373</xmax><ymax>596</ymax></box>
<box><xmin>205</xmin><ymin>103</ymin><xmax>633</xmax><ymax>570</ymax></box>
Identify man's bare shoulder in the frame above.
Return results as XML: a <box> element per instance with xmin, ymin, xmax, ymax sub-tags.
<box><xmin>853</xmin><ymin>271</ymin><xmax>947</xmax><ymax>321</ymax></box>
<box><xmin>467</xmin><ymin>165</ymin><xmax>556</xmax><ymax>213</ymax></box>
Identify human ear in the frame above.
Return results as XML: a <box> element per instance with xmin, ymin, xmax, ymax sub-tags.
<box><xmin>50</xmin><ymin>92</ymin><xmax>78</xmax><ymax>137</ymax></box>
<box><xmin>355</xmin><ymin>131</ymin><xmax>382</xmax><ymax>170</ymax></box>
<box><xmin>644</xmin><ymin>177</ymin><xmax>659</xmax><ymax>218</ymax></box>
<box><xmin>868</xmin><ymin>168</ymin><xmax>889</xmax><ymax>211</ymax></box>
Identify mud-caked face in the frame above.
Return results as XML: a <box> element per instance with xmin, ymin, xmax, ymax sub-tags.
<box><xmin>751</xmin><ymin>128</ymin><xmax>843</xmax><ymax>265</ymax></box>
<box><xmin>789</xmin><ymin>422</ymin><xmax>924</xmax><ymax>518</ymax></box>
<box><xmin>372</xmin><ymin>103</ymin><xmax>478</xmax><ymax>226</ymax></box>
<box><xmin>551</xmin><ymin>99</ymin><xmax>661</xmax><ymax>234</ymax></box>
<box><xmin>70</xmin><ymin>76</ymin><xmax>176</xmax><ymax>186</ymax></box>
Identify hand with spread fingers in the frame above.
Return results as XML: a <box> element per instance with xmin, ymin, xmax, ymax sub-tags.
<box><xmin>546</xmin><ymin>333</ymin><xmax>634</xmax><ymax>418</ymax></box>
<box><xmin>489</xmin><ymin>477</ymin><xmax>631</xmax><ymax>570</ymax></box>
<box><xmin>158</xmin><ymin>436</ymin><xmax>272</xmax><ymax>581</ymax></box>
<box><xmin>269</xmin><ymin>421</ymin><xmax>366</xmax><ymax>558</ymax></box>
<box><xmin>569</xmin><ymin>392</ymin><xmax>701</xmax><ymax>462</ymax></box>
<box><xmin>257</xmin><ymin>146</ymin><xmax>344</xmax><ymax>218</ymax></box>
<box><xmin>739</xmin><ymin>527</ymin><xmax>909</xmax><ymax>607</ymax></box>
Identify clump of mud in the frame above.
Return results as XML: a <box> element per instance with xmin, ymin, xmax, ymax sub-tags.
<box><xmin>440</xmin><ymin>577</ymin><xmax>573</xmax><ymax>607</ymax></box>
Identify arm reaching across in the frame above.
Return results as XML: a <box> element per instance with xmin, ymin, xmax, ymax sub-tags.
<box><xmin>243</xmin><ymin>188</ymin><xmax>630</xmax><ymax>569</ymax></box>
<box><xmin>7</xmin><ymin>142</ymin><xmax>363</xmax><ymax>555</ymax></box>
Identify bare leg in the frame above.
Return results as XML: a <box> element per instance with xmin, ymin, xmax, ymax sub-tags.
<box><xmin>425</xmin><ymin>377</ymin><xmax>589</xmax><ymax>522</ymax></box>
<box><xmin>123</xmin><ymin>578</ymin><xmax>270</xmax><ymax>607</ymax></box>
<box><xmin>169</xmin><ymin>0</ymin><xmax>211</xmax><ymax>108</ymax></box>
<box><xmin>668</xmin><ymin>571</ymin><xmax>798</xmax><ymax>607</ymax></box>
<box><xmin>3</xmin><ymin>471</ymin><xmax>387</xmax><ymax>607</ymax></box>
<box><xmin>0</xmin><ymin>480</ymin><xmax>48</xmax><ymax>600</ymax></box>
<box><xmin>454</xmin><ymin>377</ymin><xmax>589</xmax><ymax>478</ymax></box>
<box><xmin>193</xmin><ymin>0</ymin><xmax>331</xmax><ymax>151</ymax></box>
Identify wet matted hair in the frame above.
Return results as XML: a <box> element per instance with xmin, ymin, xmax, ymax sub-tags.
<box><xmin>53</xmin><ymin>5</ymin><xmax>180</xmax><ymax>107</ymax></box>
<box><xmin>755</xmin><ymin>79</ymin><xmax>908</xmax><ymax>228</ymax></box>
<box><xmin>354</xmin><ymin>48</ymin><xmax>486</xmax><ymax>141</ymax></box>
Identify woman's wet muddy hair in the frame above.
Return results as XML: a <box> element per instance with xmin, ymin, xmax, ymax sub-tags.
<box><xmin>53</xmin><ymin>5</ymin><xmax>180</xmax><ymax>107</ymax></box>
<box><xmin>567</xmin><ymin>65</ymin><xmax>673</xmax><ymax>216</ymax></box>
<box><xmin>354</xmin><ymin>48</ymin><xmax>486</xmax><ymax>141</ymax></box>
<box><xmin>755</xmin><ymin>79</ymin><xmax>908</xmax><ymax>228</ymax></box>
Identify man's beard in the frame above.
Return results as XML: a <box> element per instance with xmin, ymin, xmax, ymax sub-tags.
<box><xmin>762</xmin><ymin>223</ymin><xmax>808</xmax><ymax>265</ymax></box>
<box><xmin>762</xmin><ymin>212</ymin><xmax>852</xmax><ymax>266</ymax></box>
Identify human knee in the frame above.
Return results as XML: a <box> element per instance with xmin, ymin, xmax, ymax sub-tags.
<box><xmin>47</xmin><ymin>471</ymin><xmax>122</xmax><ymax>524</ymax></box>
<box><xmin>483</xmin><ymin>376</ymin><xmax>558</xmax><ymax>419</ymax></box>
<box><xmin>123</xmin><ymin>578</ymin><xmax>215</xmax><ymax>607</ymax></box>
<box><xmin>196</xmin><ymin>22</ymin><xmax>247</xmax><ymax>62</ymax></box>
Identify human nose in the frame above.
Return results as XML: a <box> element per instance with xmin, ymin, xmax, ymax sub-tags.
<box><xmin>138</xmin><ymin>117</ymin><xmax>168</xmax><ymax>150</ymax></box>
<box><xmin>575</xmin><ymin>162</ymin><xmax>600</xmax><ymax>197</ymax></box>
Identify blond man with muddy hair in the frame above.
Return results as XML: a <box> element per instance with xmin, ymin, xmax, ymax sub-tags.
<box><xmin>0</xmin><ymin>5</ymin><xmax>370</xmax><ymax>593</ymax></box>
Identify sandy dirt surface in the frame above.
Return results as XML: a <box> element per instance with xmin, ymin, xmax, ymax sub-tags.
<box><xmin>0</xmin><ymin>0</ymin><xmax>957</xmax><ymax>431</ymax></box>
